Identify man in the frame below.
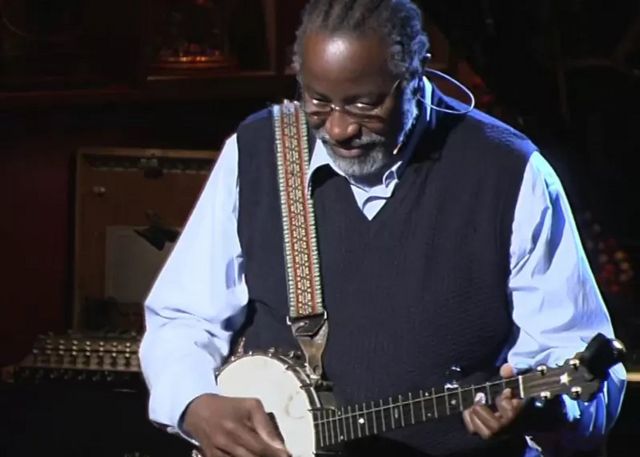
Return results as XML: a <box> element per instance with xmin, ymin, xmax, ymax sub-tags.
<box><xmin>139</xmin><ymin>1</ymin><xmax>626</xmax><ymax>456</ymax></box>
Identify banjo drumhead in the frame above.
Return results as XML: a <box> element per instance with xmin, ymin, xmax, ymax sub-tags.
<box><xmin>217</xmin><ymin>354</ymin><xmax>318</xmax><ymax>457</ymax></box>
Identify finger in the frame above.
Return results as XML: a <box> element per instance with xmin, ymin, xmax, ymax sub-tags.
<box><xmin>218</xmin><ymin>442</ymin><xmax>259</xmax><ymax>457</ymax></box>
<box><xmin>495</xmin><ymin>389</ymin><xmax>517</xmax><ymax>424</ymax></box>
<box><xmin>246</xmin><ymin>400</ymin><xmax>288</xmax><ymax>455</ymax></box>
<box><xmin>208</xmin><ymin>450</ymin><xmax>232</xmax><ymax>457</ymax></box>
<box><xmin>463</xmin><ymin>393</ymin><xmax>490</xmax><ymax>434</ymax></box>
<box><xmin>215</xmin><ymin>428</ymin><xmax>261</xmax><ymax>457</ymax></box>
<box><xmin>467</xmin><ymin>405</ymin><xmax>502</xmax><ymax>439</ymax></box>
<box><xmin>500</xmin><ymin>363</ymin><xmax>516</xmax><ymax>378</ymax></box>
<box><xmin>496</xmin><ymin>389</ymin><xmax>525</xmax><ymax>427</ymax></box>
<box><xmin>228</xmin><ymin>424</ymin><xmax>284</xmax><ymax>457</ymax></box>
<box><xmin>470</xmin><ymin>412</ymin><xmax>502</xmax><ymax>439</ymax></box>
<box><xmin>197</xmin><ymin>442</ymin><xmax>230</xmax><ymax>457</ymax></box>
<box><xmin>462</xmin><ymin>409</ymin><xmax>476</xmax><ymax>434</ymax></box>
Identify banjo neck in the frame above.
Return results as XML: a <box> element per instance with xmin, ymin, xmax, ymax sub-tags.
<box><xmin>312</xmin><ymin>354</ymin><xmax>606</xmax><ymax>450</ymax></box>
<box><xmin>312</xmin><ymin>377</ymin><xmax>521</xmax><ymax>449</ymax></box>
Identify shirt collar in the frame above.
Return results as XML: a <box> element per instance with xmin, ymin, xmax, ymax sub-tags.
<box><xmin>307</xmin><ymin>77</ymin><xmax>433</xmax><ymax>191</ymax></box>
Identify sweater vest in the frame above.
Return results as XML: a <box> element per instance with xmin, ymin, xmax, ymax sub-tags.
<box><xmin>236</xmin><ymin>92</ymin><xmax>534</xmax><ymax>456</ymax></box>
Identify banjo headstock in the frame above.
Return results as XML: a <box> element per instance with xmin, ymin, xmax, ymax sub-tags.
<box><xmin>521</xmin><ymin>333</ymin><xmax>626</xmax><ymax>403</ymax></box>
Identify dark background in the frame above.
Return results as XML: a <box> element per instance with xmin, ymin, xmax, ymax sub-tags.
<box><xmin>1</xmin><ymin>0</ymin><xmax>638</xmax><ymax>456</ymax></box>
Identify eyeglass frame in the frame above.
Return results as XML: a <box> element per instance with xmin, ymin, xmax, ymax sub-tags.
<box><xmin>299</xmin><ymin>78</ymin><xmax>403</xmax><ymax>125</ymax></box>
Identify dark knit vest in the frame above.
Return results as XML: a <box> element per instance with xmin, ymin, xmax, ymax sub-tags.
<box><xmin>236</xmin><ymin>92</ymin><xmax>534</xmax><ymax>457</ymax></box>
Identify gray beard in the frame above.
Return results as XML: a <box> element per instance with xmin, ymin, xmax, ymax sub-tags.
<box><xmin>314</xmin><ymin>129</ymin><xmax>391</xmax><ymax>180</ymax></box>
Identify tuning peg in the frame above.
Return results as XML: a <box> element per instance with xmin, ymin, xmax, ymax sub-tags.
<box><xmin>611</xmin><ymin>339</ymin><xmax>627</xmax><ymax>359</ymax></box>
<box><xmin>536</xmin><ymin>365</ymin><xmax>548</xmax><ymax>375</ymax></box>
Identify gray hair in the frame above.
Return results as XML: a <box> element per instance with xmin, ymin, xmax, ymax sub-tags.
<box><xmin>292</xmin><ymin>0</ymin><xmax>430</xmax><ymax>83</ymax></box>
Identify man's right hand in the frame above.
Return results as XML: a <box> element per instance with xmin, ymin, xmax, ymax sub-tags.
<box><xmin>183</xmin><ymin>394</ymin><xmax>290</xmax><ymax>457</ymax></box>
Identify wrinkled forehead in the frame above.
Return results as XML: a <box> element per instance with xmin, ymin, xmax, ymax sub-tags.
<box><xmin>300</xmin><ymin>32</ymin><xmax>395</xmax><ymax>93</ymax></box>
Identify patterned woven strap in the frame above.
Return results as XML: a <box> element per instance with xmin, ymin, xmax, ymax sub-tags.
<box><xmin>273</xmin><ymin>101</ymin><xmax>325</xmax><ymax>320</ymax></box>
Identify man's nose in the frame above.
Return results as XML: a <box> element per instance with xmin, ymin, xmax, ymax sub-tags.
<box><xmin>324</xmin><ymin>110</ymin><xmax>361</xmax><ymax>144</ymax></box>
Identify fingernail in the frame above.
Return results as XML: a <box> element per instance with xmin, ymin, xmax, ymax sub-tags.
<box><xmin>474</xmin><ymin>392</ymin><xmax>487</xmax><ymax>404</ymax></box>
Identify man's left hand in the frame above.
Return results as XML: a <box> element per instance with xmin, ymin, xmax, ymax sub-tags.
<box><xmin>462</xmin><ymin>363</ymin><xmax>525</xmax><ymax>439</ymax></box>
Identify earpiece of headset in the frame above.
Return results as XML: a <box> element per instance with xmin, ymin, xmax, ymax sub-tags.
<box><xmin>419</xmin><ymin>52</ymin><xmax>476</xmax><ymax>115</ymax></box>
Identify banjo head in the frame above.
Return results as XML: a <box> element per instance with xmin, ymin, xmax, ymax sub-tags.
<box><xmin>217</xmin><ymin>353</ymin><xmax>320</xmax><ymax>457</ymax></box>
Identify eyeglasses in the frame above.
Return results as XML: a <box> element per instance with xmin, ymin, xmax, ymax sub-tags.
<box><xmin>301</xmin><ymin>79</ymin><xmax>402</xmax><ymax>125</ymax></box>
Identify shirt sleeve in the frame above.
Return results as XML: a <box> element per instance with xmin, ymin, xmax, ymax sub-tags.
<box><xmin>507</xmin><ymin>151</ymin><xmax>627</xmax><ymax>453</ymax></box>
<box><xmin>138</xmin><ymin>134</ymin><xmax>247</xmax><ymax>434</ymax></box>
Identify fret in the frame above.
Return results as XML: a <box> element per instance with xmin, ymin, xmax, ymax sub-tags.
<box><xmin>355</xmin><ymin>404</ymin><xmax>362</xmax><ymax>438</ymax></box>
<box><xmin>313</xmin><ymin>410</ymin><xmax>319</xmax><ymax>448</ymax></box>
<box><xmin>340</xmin><ymin>407</ymin><xmax>347</xmax><ymax>442</ymax></box>
<box><xmin>328</xmin><ymin>409</ymin><xmax>335</xmax><ymax>445</ymax></box>
<box><xmin>494</xmin><ymin>382</ymin><xmax>503</xmax><ymax>404</ymax></box>
<box><xmin>379</xmin><ymin>399</ymin><xmax>386</xmax><ymax>432</ymax></box>
<box><xmin>432</xmin><ymin>388</ymin><xmax>438</xmax><ymax>418</ymax></box>
<box><xmin>389</xmin><ymin>397</ymin><xmax>395</xmax><ymax>429</ymax></box>
<box><xmin>398</xmin><ymin>395</ymin><xmax>405</xmax><ymax>427</ymax></box>
<box><xmin>371</xmin><ymin>401</ymin><xmax>377</xmax><ymax>434</ymax></box>
<box><xmin>485</xmin><ymin>382</ymin><xmax>492</xmax><ymax>405</ymax></box>
<box><xmin>319</xmin><ymin>409</ymin><xmax>325</xmax><ymax>448</ymax></box>
<box><xmin>362</xmin><ymin>403</ymin><xmax>370</xmax><ymax>436</ymax></box>
<box><xmin>419</xmin><ymin>390</ymin><xmax>426</xmax><ymax>421</ymax></box>
<box><xmin>332</xmin><ymin>409</ymin><xmax>339</xmax><ymax>444</ymax></box>
<box><xmin>518</xmin><ymin>375</ymin><xmax>524</xmax><ymax>399</ymax></box>
<box><xmin>445</xmin><ymin>391</ymin><xmax>450</xmax><ymax>416</ymax></box>
<box><xmin>423</xmin><ymin>390</ymin><xmax>433</xmax><ymax>419</ymax></box>
<box><xmin>464</xmin><ymin>385</ymin><xmax>477</xmax><ymax>409</ymax></box>
<box><xmin>408</xmin><ymin>392</ymin><xmax>416</xmax><ymax>424</ymax></box>
<box><xmin>347</xmin><ymin>406</ymin><xmax>354</xmax><ymax>440</ymax></box>
<box><xmin>457</xmin><ymin>388</ymin><xmax>463</xmax><ymax>412</ymax></box>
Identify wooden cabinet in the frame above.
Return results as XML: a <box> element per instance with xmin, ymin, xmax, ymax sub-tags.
<box><xmin>74</xmin><ymin>147</ymin><xmax>218</xmax><ymax>331</ymax></box>
<box><xmin>0</xmin><ymin>0</ymin><xmax>305</xmax><ymax>108</ymax></box>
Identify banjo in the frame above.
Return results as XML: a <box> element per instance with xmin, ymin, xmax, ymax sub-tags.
<box><xmin>204</xmin><ymin>333</ymin><xmax>625</xmax><ymax>457</ymax></box>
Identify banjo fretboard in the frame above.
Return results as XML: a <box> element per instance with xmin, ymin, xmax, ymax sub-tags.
<box><xmin>312</xmin><ymin>378</ymin><xmax>520</xmax><ymax>448</ymax></box>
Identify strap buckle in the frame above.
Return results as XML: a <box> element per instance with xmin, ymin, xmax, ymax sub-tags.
<box><xmin>287</xmin><ymin>310</ymin><xmax>327</xmax><ymax>338</ymax></box>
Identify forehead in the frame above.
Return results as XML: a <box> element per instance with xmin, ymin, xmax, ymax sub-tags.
<box><xmin>300</xmin><ymin>32</ymin><xmax>394</xmax><ymax>92</ymax></box>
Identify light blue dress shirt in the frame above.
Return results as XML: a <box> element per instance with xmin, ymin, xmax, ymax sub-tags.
<box><xmin>140</xmin><ymin>85</ymin><xmax>626</xmax><ymax>455</ymax></box>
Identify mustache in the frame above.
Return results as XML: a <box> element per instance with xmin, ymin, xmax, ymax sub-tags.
<box><xmin>314</xmin><ymin>128</ymin><xmax>385</xmax><ymax>149</ymax></box>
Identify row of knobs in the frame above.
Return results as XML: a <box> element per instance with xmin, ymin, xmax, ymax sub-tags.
<box><xmin>30</xmin><ymin>338</ymin><xmax>140</xmax><ymax>371</ymax></box>
<box><xmin>16</xmin><ymin>367</ymin><xmax>138</xmax><ymax>382</ymax></box>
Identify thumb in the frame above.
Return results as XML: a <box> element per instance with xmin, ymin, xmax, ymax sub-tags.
<box><xmin>499</xmin><ymin>363</ymin><xmax>516</xmax><ymax>378</ymax></box>
<box><xmin>251</xmin><ymin>409</ymin><xmax>287</xmax><ymax>450</ymax></box>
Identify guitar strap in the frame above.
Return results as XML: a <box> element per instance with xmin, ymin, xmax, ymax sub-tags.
<box><xmin>272</xmin><ymin>100</ymin><xmax>328</xmax><ymax>382</ymax></box>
